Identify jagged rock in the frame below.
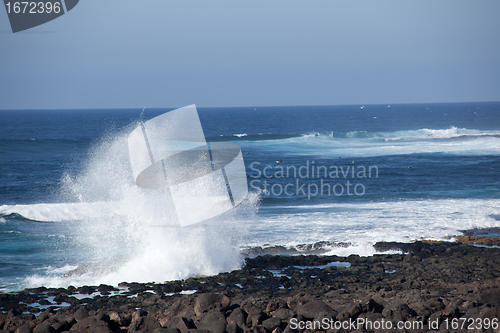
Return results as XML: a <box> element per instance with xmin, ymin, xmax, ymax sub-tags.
<box><xmin>70</xmin><ymin>318</ymin><xmax>110</xmax><ymax>333</ymax></box>
<box><xmin>164</xmin><ymin>299</ymin><xmax>191</xmax><ymax>317</ymax></box>
<box><xmin>381</xmin><ymin>303</ymin><xmax>417</xmax><ymax>322</ymax></box>
<box><xmin>143</xmin><ymin>315</ymin><xmax>161</xmax><ymax>333</ymax></box>
<box><xmin>286</xmin><ymin>293</ymin><xmax>314</xmax><ymax>311</ymax></box>
<box><xmin>443</xmin><ymin>298</ymin><xmax>462</xmax><ymax>317</ymax></box>
<box><xmin>227</xmin><ymin>308</ymin><xmax>247</xmax><ymax>328</ymax></box>
<box><xmin>157</xmin><ymin>316</ymin><xmax>171</xmax><ymax>328</ymax></box>
<box><xmin>8</xmin><ymin>309</ymin><xmax>22</xmax><ymax>318</ymax></box>
<box><xmin>480</xmin><ymin>288</ymin><xmax>500</xmax><ymax>307</ymax></box>
<box><xmin>197</xmin><ymin>311</ymin><xmax>226</xmax><ymax>333</ymax></box>
<box><xmin>464</xmin><ymin>304</ymin><xmax>491</xmax><ymax>320</ymax></box>
<box><xmin>348</xmin><ymin>303</ymin><xmax>363</xmax><ymax>319</ymax></box>
<box><xmin>127</xmin><ymin>311</ymin><xmax>160</xmax><ymax>333</ymax></box>
<box><xmin>108</xmin><ymin>311</ymin><xmax>131</xmax><ymax>328</ymax></box>
<box><xmin>243</xmin><ymin>307</ymin><xmax>266</xmax><ymax>328</ymax></box>
<box><xmin>165</xmin><ymin>317</ymin><xmax>193</xmax><ymax>333</ymax></box>
<box><xmin>360</xmin><ymin>298</ymin><xmax>383</xmax><ymax>313</ymax></box>
<box><xmin>93</xmin><ymin>314</ymin><xmax>110</xmax><ymax>324</ymax></box>
<box><xmin>131</xmin><ymin>310</ymin><xmax>148</xmax><ymax>323</ymax></box>
<box><xmin>177</xmin><ymin>308</ymin><xmax>196</xmax><ymax>320</ymax></box>
<box><xmin>270</xmin><ymin>309</ymin><xmax>293</xmax><ymax>321</ymax></box>
<box><xmin>421</xmin><ymin>297</ymin><xmax>445</xmax><ymax>318</ymax></box>
<box><xmin>252</xmin><ymin>326</ymin><xmax>266</xmax><ymax>333</ymax></box>
<box><xmin>225</xmin><ymin>323</ymin><xmax>241</xmax><ymax>333</ymax></box>
<box><xmin>261</xmin><ymin>317</ymin><xmax>281</xmax><ymax>332</ymax></box>
<box><xmin>295</xmin><ymin>301</ymin><xmax>336</xmax><ymax>319</ymax></box>
<box><xmin>35</xmin><ymin>312</ymin><xmax>51</xmax><ymax>325</ymax></box>
<box><xmin>73</xmin><ymin>309</ymin><xmax>89</xmax><ymax>322</ymax></box>
<box><xmin>153</xmin><ymin>329</ymin><xmax>181</xmax><ymax>333</ymax></box>
<box><xmin>34</xmin><ymin>322</ymin><xmax>57</xmax><ymax>333</ymax></box>
<box><xmin>143</xmin><ymin>294</ymin><xmax>160</xmax><ymax>307</ymax></box>
<box><xmin>49</xmin><ymin>319</ymin><xmax>70</xmax><ymax>332</ymax></box>
<box><xmin>16</xmin><ymin>323</ymin><xmax>34</xmax><ymax>333</ymax></box>
<box><xmin>4</xmin><ymin>317</ymin><xmax>27</xmax><ymax>332</ymax></box>
<box><xmin>194</xmin><ymin>294</ymin><xmax>230</xmax><ymax>317</ymax></box>
<box><xmin>56</xmin><ymin>315</ymin><xmax>76</xmax><ymax>329</ymax></box>
<box><xmin>481</xmin><ymin>307</ymin><xmax>500</xmax><ymax>321</ymax></box>
<box><xmin>265</xmin><ymin>300</ymin><xmax>287</xmax><ymax>314</ymax></box>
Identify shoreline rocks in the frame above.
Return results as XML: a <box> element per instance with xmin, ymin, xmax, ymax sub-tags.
<box><xmin>2</xmin><ymin>241</ymin><xmax>500</xmax><ymax>332</ymax></box>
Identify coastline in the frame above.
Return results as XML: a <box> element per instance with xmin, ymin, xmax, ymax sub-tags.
<box><xmin>2</xmin><ymin>239</ymin><xmax>500</xmax><ymax>332</ymax></box>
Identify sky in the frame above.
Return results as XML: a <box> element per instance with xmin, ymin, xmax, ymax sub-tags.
<box><xmin>0</xmin><ymin>0</ymin><xmax>499</xmax><ymax>109</ymax></box>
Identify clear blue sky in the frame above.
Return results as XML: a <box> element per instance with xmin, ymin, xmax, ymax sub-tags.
<box><xmin>0</xmin><ymin>0</ymin><xmax>499</xmax><ymax>109</ymax></box>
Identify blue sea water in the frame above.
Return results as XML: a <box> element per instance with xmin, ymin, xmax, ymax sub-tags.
<box><xmin>0</xmin><ymin>102</ymin><xmax>499</xmax><ymax>291</ymax></box>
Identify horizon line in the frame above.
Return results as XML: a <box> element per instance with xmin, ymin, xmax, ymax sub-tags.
<box><xmin>1</xmin><ymin>100</ymin><xmax>499</xmax><ymax>111</ymax></box>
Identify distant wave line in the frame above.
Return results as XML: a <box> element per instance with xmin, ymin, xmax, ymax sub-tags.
<box><xmin>206</xmin><ymin>127</ymin><xmax>500</xmax><ymax>142</ymax></box>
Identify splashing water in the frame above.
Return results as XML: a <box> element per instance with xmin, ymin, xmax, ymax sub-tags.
<box><xmin>22</xmin><ymin>122</ymin><xmax>258</xmax><ymax>289</ymax></box>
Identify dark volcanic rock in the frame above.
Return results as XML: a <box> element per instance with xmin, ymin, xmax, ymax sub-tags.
<box><xmin>185</xmin><ymin>330</ymin><xmax>211</xmax><ymax>333</ymax></box>
<box><xmin>194</xmin><ymin>293</ymin><xmax>230</xmax><ymax>317</ymax></box>
<box><xmin>73</xmin><ymin>308</ymin><xmax>89</xmax><ymax>322</ymax></box>
<box><xmin>225</xmin><ymin>323</ymin><xmax>240</xmax><ymax>333</ymax></box>
<box><xmin>197</xmin><ymin>310</ymin><xmax>226</xmax><ymax>333</ymax></box>
<box><xmin>141</xmin><ymin>315</ymin><xmax>161</xmax><ymax>333</ymax></box>
<box><xmin>3</xmin><ymin>241</ymin><xmax>500</xmax><ymax>333</ymax></box>
<box><xmin>35</xmin><ymin>311</ymin><xmax>51</xmax><ymax>324</ymax></box>
<box><xmin>34</xmin><ymin>322</ymin><xmax>57</xmax><ymax>333</ymax></box>
<box><xmin>108</xmin><ymin>311</ymin><xmax>131</xmax><ymax>328</ymax></box>
<box><xmin>16</xmin><ymin>323</ymin><xmax>35</xmax><ymax>333</ymax></box>
<box><xmin>265</xmin><ymin>299</ymin><xmax>287</xmax><ymax>314</ymax></box>
<box><xmin>295</xmin><ymin>301</ymin><xmax>336</xmax><ymax>319</ymax></box>
<box><xmin>271</xmin><ymin>309</ymin><xmax>293</xmax><ymax>321</ymax></box>
<box><xmin>480</xmin><ymin>288</ymin><xmax>500</xmax><ymax>306</ymax></box>
<box><xmin>286</xmin><ymin>293</ymin><xmax>314</xmax><ymax>311</ymax></box>
<box><xmin>227</xmin><ymin>308</ymin><xmax>247</xmax><ymax>328</ymax></box>
<box><xmin>261</xmin><ymin>317</ymin><xmax>281</xmax><ymax>332</ymax></box>
<box><xmin>153</xmin><ymin>329</ymin><xmax>180</xmax><ymax>333</ymax></box>
<box><xmin>165</xmin><ymin>317</ymin><xmax>193</xmax><ymax>333</ymax></box>
<box><xmin>243</xmin><ymin>306</ymin><xmax>267</xmax><ymax>328</ymax></box>
<box><xmin>252</xmin><ymin>325</ymin><xmax>266</xmax><ymax>333</ymax></box>
<box><xmin>381</xmin><ymin>303</ymin><xmax>417</xmax><ymax>322</ymax></box>
<box><xmin>70</xmin><ymin>317</ymin><xmax>110</xmax><ymax>333</ymax></box>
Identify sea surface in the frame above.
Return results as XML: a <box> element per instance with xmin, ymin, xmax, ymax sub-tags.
<box><xmin>1</xmin><ymin>102</ymin><xmax>499</xmax><ymax>291</ymax></box>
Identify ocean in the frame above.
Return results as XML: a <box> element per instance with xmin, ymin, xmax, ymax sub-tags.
<box><xmin>1</xmin><ymin>102</ymin><xmax>499</xmax><ymax>292</ymax></box>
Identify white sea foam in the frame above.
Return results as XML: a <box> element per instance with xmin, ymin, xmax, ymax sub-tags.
<box><xmin>13</xmin><ymin>197</ymin><xmax>499</xmax><ymax>290</ymax></box>
<box><xmin>6</xmin><ymin>196</ymin><xmax>500</xmax><ymax>287</ymax></box>
<box><xmin>23</xmin><ymin>224</ymin><xmax>246</xmax><ymax>289</ymax></box>
<box><xmin>344</xmin><ymin>127</ymin><xmax>495</xmax><ymax>140</ymax></box>
<box><xmin>246</xmin><ymin>127</ymin><xmax>500</xmax><ymax>157</ymax></box>
<box><xmin>242</xmin><ymin>198</ymin><xmax>500</xmax><ymax>257</ymax></box>
<box><xmin>302</xmin><ymin>127</ymin><xmax>500</xmax><ymax>140</ymax></box>
<box><xmin>0</xmin><ymin>202</ymin><xmax>119</xmax><ymax>222</ymax></box>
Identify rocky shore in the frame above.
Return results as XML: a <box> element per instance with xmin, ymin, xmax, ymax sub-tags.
<box><xmin>2</xmin><ymin>241</ymin><xmax>500</xmax><ymax>333</ymax></box>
